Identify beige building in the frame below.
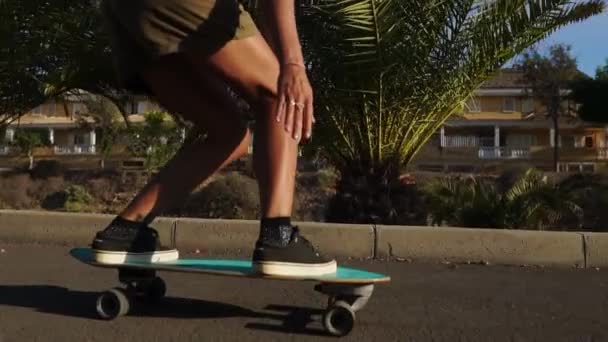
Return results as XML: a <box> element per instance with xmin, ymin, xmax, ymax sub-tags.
<box><xmin>2</xmin><ymin>70</ymin><xmax>606</xmax><ymax>173</ymax></box>
<box><xmin>411</xmin><ymin>69</ymin><xmax>608</xmax><ymax>173</ymax></box>
<box><xmin>0</xmin><ymin>94</ymin><xmax>160</xmax><ymax>170</ymax></box>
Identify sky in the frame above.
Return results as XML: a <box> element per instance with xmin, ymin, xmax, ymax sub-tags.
<box><xmin>530</xmin><ymin>10</ymin><xmax>608</xmax><ymax>77</ymax></box>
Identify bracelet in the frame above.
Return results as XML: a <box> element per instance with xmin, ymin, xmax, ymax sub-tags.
<box><xmin>283</xmin><ymin>62</ymin><xmax>306</xmax><ymax>68</ymax></box>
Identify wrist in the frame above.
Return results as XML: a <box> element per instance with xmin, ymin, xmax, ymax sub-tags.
<box><xmin>283</xmin><ymin>61</ymin><xmax>306</xmax><ymax>69</ymax></box>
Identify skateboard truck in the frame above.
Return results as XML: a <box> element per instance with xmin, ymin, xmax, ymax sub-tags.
<box><xmin>95</xmin><ymin>268</ymin><xmax>167</xmax><ymax>320</ymax></box>
<box><xmin>314</xmin><ymin>283</ymin><xmax>375</xmax><ymax>336</ymax></box>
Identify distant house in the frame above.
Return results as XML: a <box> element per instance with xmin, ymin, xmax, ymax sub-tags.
<box><xmin>411</xmin><ymin>69</ymin><xmax>608</xmax><ymax>173</ymax></box>
<box><xmin>0</xmin><ymin>92</ymin><xmax>162</xmax><ymax>170</ymax></box>
<box><xmin>2</xmin><ymin>69</ymin><xmax>607</xmax><ymax>174</ymax></box>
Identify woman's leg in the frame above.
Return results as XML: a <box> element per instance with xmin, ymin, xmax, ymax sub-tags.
<box><xmin>95</xmin><ymin>33</ymin><xmax>335</xmax><ymax>275</ymax></box>
<box><xmin>189</xmin><ymin>34</ymin><xmax>296</xmax><ymax>219</ymax></box>
<box><xmin>118</xmin><ymin>55</ymin><xmax>253</xmax><ymax>224</ymax></box>
<box><xmin>185</xmin><ymin>34</ymin><xmax>336</xmax><ymax>276</ymax></box>
<box><xmin>91</xmin><ymin>55</ymin><xmax>253</xmax><ymax>259</ymax></box>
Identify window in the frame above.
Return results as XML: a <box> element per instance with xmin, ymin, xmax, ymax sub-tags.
<box><xmin>73</xmin><ymin>134</ymin><xmax>85</xmax><ymax>145</ymax></box>
<box><xmin>47</xmin><ymin>101</ymin><xmax>56</xmax><ymax>115</ymax></box>
<box><xmin>31</xmin><ymin>106</ymin><xmax>42</xmax><ymax>116</ymax></box>
<box><xmin>466</xmin><ymin>97</ymin><xmax>481</xmax><ymax>113</ymax></box>
<box><xmin>506</xmin><ymin>134</ymin><xmax>537</xmax><ymax>147</ymax></box>
<box><xmin>567</xmin><ymin>164</ymin><xmax>581</xmax><ymax>173</ymax></box>
<box><xmin>584</xmin><ymin>136</ymin><xmax>594</xmax><ymax>148</ymax></box>
<box><xmin>560</xmin><ymin>135</ymin><xmax>575</xmax><ymax>148</ymax></box>
<box><xmin>137</xmin><ymin>101</ymin><xmax>148</xmax><ymax>114</ymax></box>
<box><xmin>561</xmin><ymin>163</ymin><xmax>596</xmax><ymax>173</ymax></box>
<box><xmin>582</xmin><ymin>164</ymin><xmax>595</xmax><ymax>173</ymax></box>
<box><xmin>522</xmin><ymin>98</ymin><xmax>534</xmax><ymax>113</ymax></box>
<box><xmin>124</xmin><ymin>101</ymin><xmax>138</xmax><ymax>114</ymax></box>
<box><xmin>503</xmin><ymin>98</ymin><xmax>515</xmax><ymax>112</ymax></box>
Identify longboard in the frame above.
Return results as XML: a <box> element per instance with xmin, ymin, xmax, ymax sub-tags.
<box><xmin>70</xmin><ymin>248</ymin><xmax>390</xmax><ymax>283</ymax></box>
<box><xmin>70</xmin><ymin>248</ymin><xmax>390</xmax><ymax>336</ymax></box>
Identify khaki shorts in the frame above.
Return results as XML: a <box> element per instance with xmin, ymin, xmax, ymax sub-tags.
<box><xmin>102</xmin><ymin>0</ymin><xmax>259</xmax><ymax>92</ymax></box>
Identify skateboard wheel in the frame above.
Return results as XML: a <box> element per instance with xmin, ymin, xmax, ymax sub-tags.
<box><xmin>323</xmin><ymin>300</ymin><xmax>355</xmax><ymax>337</ymax></box>
<box><xmin>96</xmin><ymin>288</ymin><xmax>130</xmax><ymax>320</ymax></box>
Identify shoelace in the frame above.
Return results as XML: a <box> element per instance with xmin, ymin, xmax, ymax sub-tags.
<box><xmin>291</xmin><ymin>226</ymin><xmax>319</xmax><ymax>252</ymax></box>
<box><xmin>105</xmin><ymin>224</ymin><xmax>135</xmax><ymax>236</ymax></box>
<box><xmin>105</xmin><ymin>225</ymin><xmax>158</xmax><ymax>238</ymax></box>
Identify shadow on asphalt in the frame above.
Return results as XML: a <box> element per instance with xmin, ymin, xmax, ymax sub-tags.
<box><xmin>245</xmin><ymin>305</ymin><xmax>328</xmax><ymax>337</ymax></box>
<box><xmin>0</xmin><ymin>285</ymin><xmax>330</xmax><ymax>337</ymax></box>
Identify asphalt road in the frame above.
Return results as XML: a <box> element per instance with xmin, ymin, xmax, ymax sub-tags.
<box><xmin>0</xmin><ymin>243</ymin><xmax>607</xmax><ymax>342</ymax></box>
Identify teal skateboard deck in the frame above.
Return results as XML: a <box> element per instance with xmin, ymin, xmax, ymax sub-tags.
<box><xmin>70</xmin><ymin>247</ymin><xmax>390</xmax><ymax>336</ymax></box>
<box><xmin>70</xmin><ymin>248</ymin><xmax>390</xmax><ymax>283</ymax></box>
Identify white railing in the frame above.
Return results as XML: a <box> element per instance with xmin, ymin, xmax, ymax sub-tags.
<box><xmin>598</xmin><ymin>148</ymin><xmax>608</xmax><ymax>160</ymax></box>
<box><xmin>478</xmin><ymin>147</ymin><xmax>530</xmax><ymax>159</ymax></box>
<box><xmin>444</xmin><ymin>135</ymin><xmax>479</xmax><ymax>147</ymax></box>
<box><xmin>443</xmin><ymin>136</ymin><xmax>495</xmax><ymax>148</ymax></box>
<box><xmin>54</xmin><ymin>145</ymin><xmax>97</xmax><ymax>155</ymax></box>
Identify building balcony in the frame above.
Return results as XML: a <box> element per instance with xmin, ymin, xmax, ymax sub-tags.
<box><xmin>53</xmin><ymin>145</ymin><xmax>97</xmax><ymax>155</ymax></box>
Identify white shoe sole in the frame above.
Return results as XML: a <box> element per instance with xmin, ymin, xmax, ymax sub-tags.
<box><xmin>92</xmin><ymin>249</ymin><xmax>179</xmax><ymax>264</ymax></box>
<box><xmin>253</xmin><ymin>260</ymin><xmax>337</xmax><ymax>277</ymax></box>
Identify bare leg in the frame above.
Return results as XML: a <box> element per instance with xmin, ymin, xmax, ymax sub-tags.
<box><xmin>118</xmin><ymin>55</ymin><xmax>252</xmax><ymax>224</ymax></box>
<box><xmin>184</xmin><ymin>34</ymin><xmax>336</xmax><ymax>276</ymax></box>
<box><xmin>95</xmin><ymin>34</ymin><xmax>334</xmax><ymax>274</ymax></box>
<box><xmin>116</xmin><ymin>33</ymin><xmax>296</xmax><ymax>224</ymax></box>
<box><xmin>187</xmin><ymin>34</ymin><xmax>299</xmax><ymax>218</ymax></box>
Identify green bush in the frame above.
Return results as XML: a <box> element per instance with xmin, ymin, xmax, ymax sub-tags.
<box><xmin>65</xmin><ymin>185</ymin><xmax>94</xmax><ymax>212</ymax></box>
<box><xmin>58</xmin><ymin>185</ymin><xmax>94</xmax><ymax>212</ymax></box>
<box><xmin>317</xmin><ymin>168</ymin><xmax>338</xmax><ymax>189</ymax></box>
<box><xmin>175</xmin><ymin>172</ymin><xmax>259</xmax><ymax>219</ymax></box>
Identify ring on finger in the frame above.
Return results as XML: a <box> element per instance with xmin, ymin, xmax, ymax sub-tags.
<box><xmin>290</xmin><ymin>101</ymin><xmax>305</xmax><ymax>110</ymax></box>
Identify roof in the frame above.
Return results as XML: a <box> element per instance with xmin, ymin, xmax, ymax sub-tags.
<box><xmin>480</xmin><ymin>67</ymin><xmax>590</xmax><ymax>89</ymax></box>
<box><xmin>480</xmin><ymin>69</ymin><xmax>528</xmax><ymax>89</ymax></box>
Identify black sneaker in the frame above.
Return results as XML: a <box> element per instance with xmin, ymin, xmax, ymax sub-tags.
<box><xmin>252</xmin><ymin>226</ymin><xmax>337</xmax><ymax>276</ymax></box>
<box><xmin>91</xmin><ymin>217</ymin><xmax>178</xmax><ymax>264</ymax></box>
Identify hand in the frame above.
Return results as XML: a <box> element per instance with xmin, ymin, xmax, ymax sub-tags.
<box><xmin>275</xmin><ymin>63</ymin><xmax>315</xmax><ymax>142</ymax></box>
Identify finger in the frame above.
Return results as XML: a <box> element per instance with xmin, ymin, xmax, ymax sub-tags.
<box><xmin>293</xmin><ymin>100</ymin><xmax>303</xmax><ymax>141</ymax></box>
<box><xmin>275</xmin><ymin>89</ymin><xmax>286</xmax><ymax>123</ymax></box>
<box><xmin>304</xmin><ymin>98</ymin><xmax>314</xmax><ymax>140</ymax></box>
<box><xmin>284</xmin><ymin>97</ymin><xmax>295</xmax><ymax>134</ymax></box>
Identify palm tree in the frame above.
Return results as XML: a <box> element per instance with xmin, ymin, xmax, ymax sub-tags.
<box><xmin>12</xmin><ymin>130</ymin><xmax>43</xmax><ymax>170</ymax></box>
<box><xmin>0</xmin><ymin>0</ymin><xmax>132</xmax><ymax>127</ymax></box>
<box><xmin>516</xmin><ymin>45</ymin><xmax>586</xmax><ymax>172</ymax></box>
<box><xmin>425</xmin><ymin>169</ymin><xmax>582</xmax><ymax>230</ymax></box>
<box><xmin>297</xmin><ymin>0</ymin><xmax>605</xmax><ymax>223</ymax></box>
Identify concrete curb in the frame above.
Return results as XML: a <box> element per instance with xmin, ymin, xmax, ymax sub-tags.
<box><xmin>376</xmin><ymin>225</ymin><xmax>585</xmax><ymax>267</ymax></box>
<box><xmin>0</xmin><ymin>209</ymin><xmax>605</xmax><ymax>268</ymax></box>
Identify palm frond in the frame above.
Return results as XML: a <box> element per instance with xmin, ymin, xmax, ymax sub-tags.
<box><xmin>300</xmin><ymin>0</ymin><xmax>606</xmax><ymax>175</ymax></box>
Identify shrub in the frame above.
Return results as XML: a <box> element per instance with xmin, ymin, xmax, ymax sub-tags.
<box><xmin>87</xmin><ymin>177</ymin><xmax>118</xmax><ymax>203</ymax></box>
<box><xmin>175</xmin><ymin>172</ymin><xmax>259</xmax><ymax>219</ymax></box>
<box><xmin>316</xmin><ymin>168</ymin><xmax>339</xmax><ymax>189</ymax></box>
<box><xmin>43</xmin><ymin>184</ymin><xmax>94</xmax><ymax>212</ymax></box>
<box><xmin>26</xmin><ymin>176</ymin><xmax>65</xmax><ymax>211</ymax></box>
<box><xmin>0</xmin><ymin>173</ymin><xmax>33</xmax><ymax>209</ymax></box>
<box><xmin>64</xmin><ymin>185</ymin><xmax>94</xmax><ymax>212</ymax></box>
<box><xmin>325</xmin><ymin>173</ymin><xmax>428</xmax><ymax>225</ymax></box>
